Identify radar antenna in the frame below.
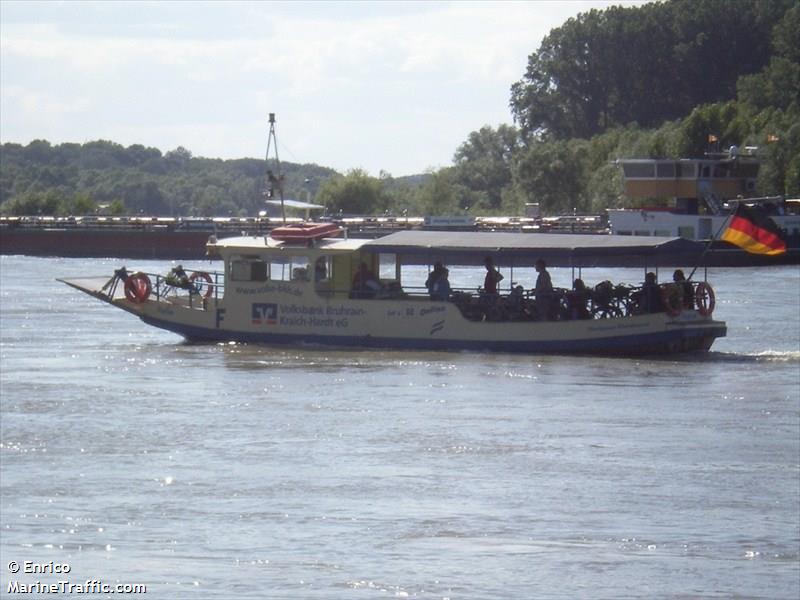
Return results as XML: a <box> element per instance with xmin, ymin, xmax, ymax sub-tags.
<box><xmin>264</xmin><ymin>113</ymin><xmax>286</xmax><ymax>223</ymax></box>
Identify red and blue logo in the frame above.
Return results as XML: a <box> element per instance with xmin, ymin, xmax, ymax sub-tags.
<box><xmin>252</xmin><ymin>303</ymin><xmax>278</xmax><ymax>325</ymax></box>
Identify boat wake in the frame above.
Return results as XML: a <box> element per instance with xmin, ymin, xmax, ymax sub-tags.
<box><xmin>696</xmin><ymin>349</ymin><xmax>800</xmax><ymax>364</ymax></box>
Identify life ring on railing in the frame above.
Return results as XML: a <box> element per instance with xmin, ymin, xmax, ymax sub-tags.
<box><xmin>124</xmin><ymin>272</ymin><xmax>151</xmax><ymax>303</ymax></box>
<box><xmin>661</xmin><ymin>284</ymin><xmax>683</xmax><ymax>317</ymax></box>
<box><xmin>695</xmin><ymin>282</ymin><xmax>716</xmax><ymax>316</ymax></box>
<box><xmin>189</xmin><ymin>271</ymin><xmax>214</xmax><ymax>299</ymax></box>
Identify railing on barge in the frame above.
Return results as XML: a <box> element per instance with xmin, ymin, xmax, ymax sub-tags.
<box><xmin>0</xmin><ymin>214</ymin><xmax>609</xmax><ymax>236</ymax></box>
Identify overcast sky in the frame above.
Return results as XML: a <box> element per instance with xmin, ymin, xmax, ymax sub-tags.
<box><xmin>1</xmin><ymin>0</ymin><xmax>633</xmax><ymax>176</ymax></box>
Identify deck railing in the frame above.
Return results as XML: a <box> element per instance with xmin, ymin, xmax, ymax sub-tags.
<box><xmin>126</xmin><ymin>269</ymin><xmax>708</xmax><ymax>322</ymax></box>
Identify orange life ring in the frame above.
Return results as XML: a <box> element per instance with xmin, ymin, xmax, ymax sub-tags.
<box><xmin>695</xmin><ymin>282</ymin><xmax>716</xmax><ymax>316</ymax></box>
<box><xmin>189</xmin><ymin>271</ymin><xmax>214</xmax><ymax>299</ymax></box>
<box><xmin>660</xmin><ymin>284</ymin><xmax>682</xmax><ymax>317</ymax></box>
<box><xmin>124</xmin><ymin>272</ymin><xmax>151</xmax><ymax>303</ymax></box>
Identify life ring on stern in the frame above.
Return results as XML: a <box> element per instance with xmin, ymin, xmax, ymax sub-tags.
<box><xmin>124</xmin><ymin>272</ymin><xmax>152</xmax><ymax>303</ymax></box>
<box><xmin>660</xmin><ymin>284</ymin><xmax>682</xmax><ymax>317</ymax></box>
<box><xmin>695</xmin><ymin>282</ymin><xmax>716</xmax><ymax>316</ymax></box>
<box><xmin>189</xmin><ymin>271</ymin><xmax>214</xmax><ymax>299</ymax></box>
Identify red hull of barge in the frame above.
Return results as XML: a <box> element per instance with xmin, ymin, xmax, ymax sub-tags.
<box><xmin>0</xmin><ymin>228</ymin><xmax>214</xmax><ymax>260</ymax></box>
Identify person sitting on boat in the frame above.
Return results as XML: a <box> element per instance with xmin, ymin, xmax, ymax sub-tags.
<box><xmin>566</xmin><ymin>278</ymin><xmax>591</xmax><ymax>320</ymax></box>
<box><xmin>314</xmin><ymin>257</ymin><xmax>328</xmax><ymax>282</ymax></box>
<box><xmin>166</xmin><ymin>264</ymin><xmax>192</xmax><ymax>289</ymax></box>
<box><xmin>351</xmin><ymin>262</ymin><xmax>381</xmax><ymax>298</ymax></box>
<box><xmin>425</xmin><ymin>262</ymin><xmax>451</xmax><ymax>301</ymax></box>
<box><xmin>506</xmin><ymin>285</ymin><xmax>533</xmax><ymax>320</ymax></box>
<box><xmin>637</xmin><ymin>271</ymin><xmax>664</xmax><ymax>314</ymax></box>
<box><xmin>672</xmin><ymin>269</ymin><xmax>694</xmax><ymax>309</ymax></box>
<box><xmin>534</xmin><ymin>258</ymin><xmax>557</xmax><ymax>320</ymax></box>
<box><xmin>483</xmin><ymin>256</ymin><xmax>503</xmax><ymax>295</ymax></box>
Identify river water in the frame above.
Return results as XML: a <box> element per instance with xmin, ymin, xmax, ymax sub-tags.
<box><xmin>1</xmin><ymin>255</ymin><xmax>798</xmax><ymax>599</ymax></box>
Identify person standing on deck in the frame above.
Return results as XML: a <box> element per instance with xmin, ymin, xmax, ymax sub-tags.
<box><xmin>534</xmin><ymin>258</ymin><xmax>556</xmax><ymax>320</ymax></box>
<box><xmin>483</xmin><ymin>256</ymin><xmax>503</xmax><ymax>295</ymax></box>
<box><xmin>673</xmin><ymin>269</ymin><xmax>694</xmax><ymax>309</ymax></box>
<box><xmin>641</xmin><ymin>271</ymin><xmax>664</xmax><ymax>313</ymax></box>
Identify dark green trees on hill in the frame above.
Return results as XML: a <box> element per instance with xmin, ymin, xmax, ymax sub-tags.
<box><xmin>509</xmin><ymin>0</ymin><xmax>793</xmax><ymax>140</ymax></box>
<box><xmin>1</xmin><ymin>0</ymin><xmax>797</xmax><ymax>219</ymax></box>
<box><xmin>498</xmin><ymin>0</ymin><xmax>799</xmax><ymax>213</ymax></box>
<box><xmin>0</xmin><ymin>140</ymin><xmax>338</xmax><ymax>217</ymax></box>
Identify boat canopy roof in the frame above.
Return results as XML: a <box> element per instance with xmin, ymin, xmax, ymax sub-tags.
<box><xmin>210</xmin><ymin>234</ymin><xmax>365</xmax><ymax>255</ymax></box>
<box><xmin>360</xmin><ymin>231</ymin><xmax>705</xmax><ymax>266</ymax></box>
<box><xmin>210</xmin><ymin>230</ymin><xmax>706</xmax><ymax>267</ymax></box>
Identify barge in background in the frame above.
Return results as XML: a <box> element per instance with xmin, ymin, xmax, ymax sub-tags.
<box><xmin>0</xmin><ymin>213</ymin><xmax>609</xmax><ymax>261</ymax></box>
<box><xmin>611</xmin><ymin>152</ymin><xmax>800</xmax><ymax>265</ymax></box>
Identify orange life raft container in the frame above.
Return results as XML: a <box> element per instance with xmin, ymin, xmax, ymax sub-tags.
<box><xmin>270</xmin><ymin>222</ymin><xmax>342</xmax><ymax>242</ymax></box>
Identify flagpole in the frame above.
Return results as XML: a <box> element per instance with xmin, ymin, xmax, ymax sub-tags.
<box><xmin>687</xmin><ymin>201</ymin><xmax>738</xmax><ymax>281</ymax></box>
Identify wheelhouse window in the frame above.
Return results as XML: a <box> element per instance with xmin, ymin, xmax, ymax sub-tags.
<box><xmin>677</xmin><ymin>163</ymin><xmax>696</xmax><ymax>178</ymax></box>
<box><xmin>379</xmin><ymin>253</ymin><xmax>398</xmax><ymax>281</ymax></box>
<box><xmin>269</xmin><ymin>256</ymin><xmax>310</xmax><ymax>282</ymax></box>
<box><xmin>656</xmin><ymin>163</ymin><xmax>676</xmax><ymax>178</ymax></box>
<box><xmin>314</xmin><ymin>255</ymin><xmax>332</xmax><ymax>282</ymax></box>
<box><xmin>622</xmin><ymin>163</ymin><xmax>655</xmax><ymax>178</ymax></box>
<box><xmin>230</xmin><ymin>259</ymin><xmax>268</xmax><ymax>282</ymax></box>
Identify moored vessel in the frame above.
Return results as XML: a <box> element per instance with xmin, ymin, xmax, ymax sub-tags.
<box><xmin>610</xmin><ymin>153</ymin><xmax>800</xmax><ymax>264</ymax></box>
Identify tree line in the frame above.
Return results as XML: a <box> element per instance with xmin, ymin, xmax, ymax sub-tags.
<box><xmin>1</xmin><ymin>0</ymin><xmax>797</xmax><ymax>219</ymax></box>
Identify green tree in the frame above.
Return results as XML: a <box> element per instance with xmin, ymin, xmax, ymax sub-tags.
<box><xmin>772</xmin><ymin>2</ymin><xmax>800</xmax><ymax>62</ymax></box>
<box><xmin>414</xmin><ymin>168</ymin><xmax>464</xmax><ymax>216</ymax></box>
<box><xmin>452</xmin><ymin>124</ymin><xmax>519</xmax><ymax>211</ymax></box>
<box><xmin>737</xmin><ymin>4</ymin><xmax>800</xmax><ymax>112</ymax></box>
<box><xmin>757</xmin><ymin>119</ymin><xmax>800</xmax><ymax>196</ymax></box>
<box><xmin>512</xmin><ymin>139</ymin><xmax>590</xmax><ymax>215</ymax></box>
<box><xmin>67</xmin><ymin>193</ymin><xmax>97</xmax><ymax>215</ymax></box>
<box><xmin>164</xmin><ymin>146</ymin><xmax>193</xmax><ymax>171</ymax></box>
<box><xmin>510</xmin><ymin>0</ymin><xmax>792</xmax><ymax>140</ymax></box>
<box><xmin>738</xmin><ymin>57</ymin><xmax>800</xmax><ymax>112</ymax></box>
<box><xmin>315</xmin><ymin>169</ymin><xmax>387</xmax><ymax>215</ymax></box>
<box><xmin>0</xmin><ymin>189</ymin><xmax>63</xmax><ymax>215</ymax></box>
<box><xmin>107</xmin><ymin>199</ymin><xmax>126</xmax><ymax>215</ymax></box>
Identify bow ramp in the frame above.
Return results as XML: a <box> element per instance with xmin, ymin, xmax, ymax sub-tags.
<box><xmin>58</xmin><ymin>276</ymin><xmax>122</xmax><ymax>301</ymax></box>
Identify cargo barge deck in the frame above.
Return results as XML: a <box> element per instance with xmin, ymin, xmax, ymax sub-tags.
<box><xmin>2</xmin><ymin>215</ymin><xmax>796</xmax><ymax>266</ymax></box>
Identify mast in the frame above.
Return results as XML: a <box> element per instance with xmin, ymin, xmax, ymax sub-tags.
<box><xmin>264</xmin><ymin>113</ymin><xmax>286</xmax><ymax>224</ymax></box>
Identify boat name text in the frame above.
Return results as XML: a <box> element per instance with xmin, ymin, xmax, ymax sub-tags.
<box><xmin>236</xmin><ymin>283</ymin><xmax>303</xmax><ymax>297</ymax></box>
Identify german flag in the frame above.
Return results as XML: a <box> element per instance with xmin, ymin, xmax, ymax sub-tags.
<box><xmin>721</xmin><ymin>203</ymin><xmax>787</xmax><ymax>255</ymax></box>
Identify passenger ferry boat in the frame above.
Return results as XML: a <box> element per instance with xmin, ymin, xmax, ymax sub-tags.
<box><xmin>59</xmin><ymin>229</ymin><xmax>727</xmax><ymax>356</ymax></box>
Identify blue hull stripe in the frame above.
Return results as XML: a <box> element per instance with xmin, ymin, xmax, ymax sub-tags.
<box><xmin>140</xmin><ymin>314</ymin><xmax>726</xmax><ymax>355</ymax></box>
